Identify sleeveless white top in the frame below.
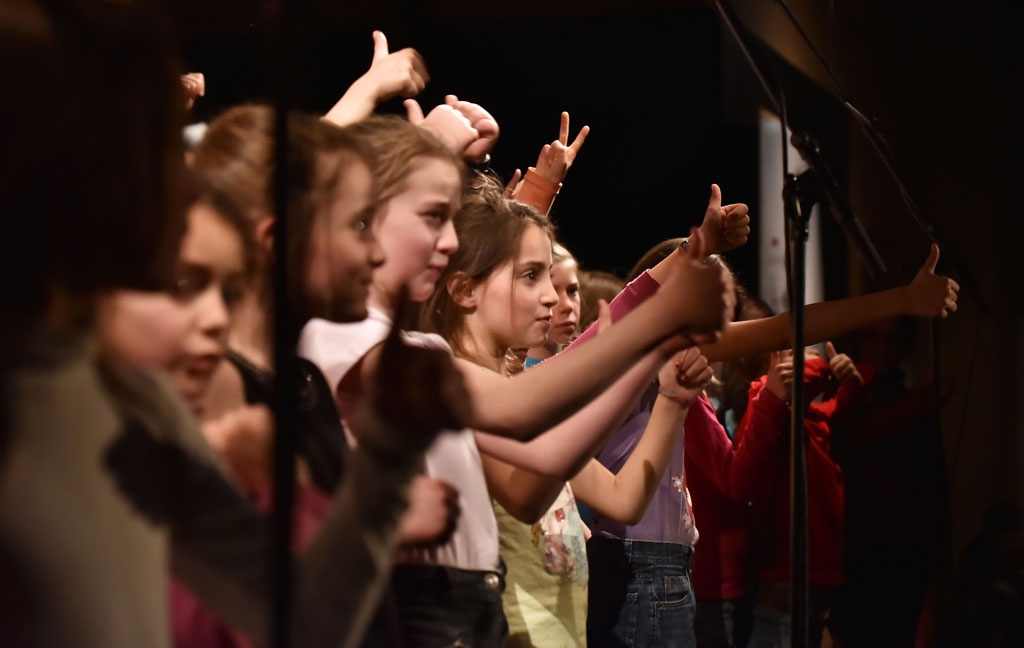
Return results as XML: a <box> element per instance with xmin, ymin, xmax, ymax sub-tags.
<box><xmin>298</xmin><ymin>309</ymin><xmax>500</xmax><ymax>571</ymax></box>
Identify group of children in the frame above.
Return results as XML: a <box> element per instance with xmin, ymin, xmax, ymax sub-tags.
<box><xmin>0</xmin><ymin>2</ymin><xmax>962</xmax><ymax>647</ymax></box>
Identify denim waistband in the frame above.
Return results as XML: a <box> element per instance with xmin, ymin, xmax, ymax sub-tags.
<box><xmin>392</xmin><ymin>561</ymin><xmax>506</xmax><ymax>596</ymax></box>
<box><xmin>588</xmin><ymin>536</ymin><xmax>693</xmax><ymax>569</ymax></box>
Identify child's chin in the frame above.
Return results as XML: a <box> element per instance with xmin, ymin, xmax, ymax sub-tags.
<box><xmin>408</xmin><ymin>280</ymin><xmax>436</xmax><ymax>302</ymax></box>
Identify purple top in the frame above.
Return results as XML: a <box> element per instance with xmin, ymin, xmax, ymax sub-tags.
<box><xmin>564</xmin><ymin>270</ymin><xmax>699</xmax><ymax>545</ymax></box>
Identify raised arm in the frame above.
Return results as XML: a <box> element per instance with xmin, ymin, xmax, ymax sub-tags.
<box><xmin>570</xmin><ymin>346</ymin><xmax>711</xmax><ymax>525</ymax></box>
<box><xmin>323</xmin><ymin>31</ymin><xmax>428</xmax><ymax>127</ymax></box>
<box><xmin>511</xmin><ymin>111</ymin><xmax>590</xmax><ymax>215</ymax></box>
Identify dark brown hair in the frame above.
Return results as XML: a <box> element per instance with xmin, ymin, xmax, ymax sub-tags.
<box><xmin>578</xmin><ymin>269</ymin><xmax>626</xmax><ymax>334</ymax></box>
<box><xmin>626</xmin><ymin>238</ymin><xmax>685</xmax><ymax>283</ymax></box>
<box><xmin>421</xmin><ymin>177</ymin><xmax>554</xmax><ymax>358</ymax></box>
<box><xmin>0</xmin><ymin>0</ymin><xmax>187</xmax><ymax>325</ymax></box>
<box><xmin>191</xmin><ymin>105</ymin><xmax>369</xmax><ymax>322</ymax></box>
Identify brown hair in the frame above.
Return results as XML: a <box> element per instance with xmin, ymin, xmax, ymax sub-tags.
<box><xmin>191</xmin><ymin>104</ymin><xmax>369</xmax><ymax>322</ymax></box>
<box><xmin>578</xmin><ymin>269</ymin><xmax>626</xmax><ymax>334</ymax></box>
<box><xmin>0</xmin><ymin>0</ymin><xmax>187</xmax><ymax>325</ymax></box>
<box><xmin>421</xmin><ymin>178</ymin><xmax>554</xmax><ymax>358</ymax></box>
<box><xmin>626</xmin><ymin>238</ymin><xmax>685</xmax><ymax>283</ymax></box>
<box><xmin>343</xmin><ymin>115</ymin><xmax>466</xmax><ymax>204</ymax></box>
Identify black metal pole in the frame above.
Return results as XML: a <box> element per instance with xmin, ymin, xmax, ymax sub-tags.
<box><xmin>264</xmin><ymin>0</ymin><xmax>303</xmax><ymax>645</ymax></box>
<box><xmin>711</xmin><ymin>3</ymin><xmax>813</xmax><ymax>643</ymax></box>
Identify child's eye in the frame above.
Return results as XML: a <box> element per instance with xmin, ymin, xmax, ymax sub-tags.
<box><xmin>170</xmin><ymin>274</ymin><xmax>200</xmax><ymax>298</ymax></box>
<box><xmin>169</xmin><ymin>267</ymin><xmax>210</xmax><ymax>300</ymax></box>
<box><xmin>170</xmin><ymin>276</ymin><xmax>194</xmax><ymax>296</ymax></box>
<box><xmin>353</xmin><ymin>217</ymin><xmax>376</xmax><ymax>240</ymax></box>
<box><xmin>222</xmin><ymin>283</ymin><xmax>245</xmax><ymax>309</ymax></box>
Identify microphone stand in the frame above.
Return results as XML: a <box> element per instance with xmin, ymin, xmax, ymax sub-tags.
<box><xmin>710</xmin><ymin>2</ymin><xmax>888</xmax><ymax>644</ymax></box>
<box><xmin>768</xmin><ymin>2</ymin><xmax>987</xmax><ymax>640</ymax></box>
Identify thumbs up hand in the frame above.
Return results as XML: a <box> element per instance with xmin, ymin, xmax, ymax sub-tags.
<box><xmin>904</xmin><ymin>243</ymin><xmax>960</xmax><ymax>318</ymax></box>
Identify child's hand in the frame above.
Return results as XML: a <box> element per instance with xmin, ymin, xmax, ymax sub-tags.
<box><xmin>533</xmin><ymin>111</ymin><xmax>590</xmax><ymax>184</ymax></box>
<box><xmin>201</xmin><ymin>404</ymin><xmax>274</xmax><ymax>495</ymax></box>
<box><xmin>362</xmin><ymin>31</ymin><xmax>428</xmax><ymax>103</ymax></box>
<box><xmin>659</xmin><ymin>228</ymin><xmax>735</xmax><ymax>345</ymax></box>
<box><xmin>323</xmin><ymin>31</ymin><xmax>428</xmax><ymax>127</ymax></box>
<box><xmin>825</xmin><ymin>341</ymin><xmax>863</xmax><ymax>386</ymax></box>
<box><xmin>405</xmin><ymin>98</ymin><xmax>479</xmax><ymax>158</ymax></box>
<box><xmin>697</xmin><ymin>184</ymin><xmax>750</xmax><ymax>255</ymax></box>
<box><xmin>504</xmin><ymin>168</ymin><xmax>523</xmax><ymax>198</ymax></box>
<box><xmin>181</xmin><ymin>72</ymin><xmax>205</xmax><ymax>110</ymax></box>
<box><xmin>397</xmin><ymin>476</ymin><xmax>461</xmax><ymax>547</ymax></box>
<box><xmin>902</xmin><ymin>243</ymin><xmax>959</xmax><ymax>318</ymax></box>
<box><xmin>766</xmin><ymin>350</ymin><xmax>795</xmax><ymax>403</ymax></box>
<box><xmin>658</xmin><ymin>346</ymin><xmax>713</xmax><ymax>408</ymax></box>
<box><xmin>444</xmin><ymin>94</ymin><xmax>499</xmax><ymax>164</ymax></box>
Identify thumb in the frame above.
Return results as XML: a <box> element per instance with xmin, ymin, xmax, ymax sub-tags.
<box><xmin>372</xmin><ymin>30</ymin><xmax>389</xmax><ymax>62</ymax></box>
<box><xmin>707</xmin><ymin>183</ymin><xmax>722</xmax><ymax>212</ymax></box>
<box><xmin>404</xmin><ymin>98</ymin><xmax>425</xmax><ymax>124</ymax></box>
<box><xmin>596</xmin><ymin>299</ymin><xmax>613</xmax><ymax>335</ymax></box>
<box><xmin>923</xmin><ymin>242</ymin><xmax>940</xmax><ymax>274</ymax></box>
<box><xmin>825</xmin><ymin>341</ymin><xmax>837</xmax><ymax>360</ymax></box>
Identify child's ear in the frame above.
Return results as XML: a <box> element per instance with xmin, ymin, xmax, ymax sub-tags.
<box><xmin>253</xmin><ymin>214</ymin><xmax>275</xmax><ymax>257</ymax></box>
<box><xmin>448</xmin><ymin>271</ymin><xmax>477</xmax><ymax>309</ymax></box>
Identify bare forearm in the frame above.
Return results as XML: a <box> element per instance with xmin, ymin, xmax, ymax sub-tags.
<box><xmin>571</xmin><ymin>396</ymin><xmax>687</xmax><ymax>525</ymax></box>
<box><xmin>462</xmin><ymin>295</ymin><xmax>679</xmax><ymax>439</ymax></box>
<box><xmin>472</xmin><ymin>351</ymin><xmax>661</xmax><ymax>477</ymax></box>
<box><xmin>701</xmin><ymin>287</ymin><xmax>908</xmax><ymax>363</ymax></box>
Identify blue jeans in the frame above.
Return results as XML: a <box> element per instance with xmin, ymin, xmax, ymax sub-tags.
<box><xmin>390</xmin><ymin>562</ymin><xmax>507</xmax><ymax>648</ymax></box>
<box><xmin>587</xmin><ymin>537</ymin><xmax>697</xmax><ymax>648</ymax></box>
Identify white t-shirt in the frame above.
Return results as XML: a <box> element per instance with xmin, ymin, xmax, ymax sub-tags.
<box><xmin>298</xmin><ymin>309</ymin><xmax>500</xmax><ymax>572</ymax></box>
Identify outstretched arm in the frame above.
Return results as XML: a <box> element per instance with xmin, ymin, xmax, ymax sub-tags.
<box><xmin>701</xmin><ymin>244</ymin><xmax>958</xmax><ymax>363</ymax></box>
<box><xmin>456</xmin><ymin>229</ymin><xmax>733</xmax><ymax>441</ymax></box>
<box><xmin>473</xmin><ymin>299</ymin><xmax>659</xmax><ymax>478</ymax></box>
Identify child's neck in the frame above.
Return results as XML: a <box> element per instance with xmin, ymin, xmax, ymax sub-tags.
<box><xmin>527</xmin><ymin>339</ymin><xmax>560</xmax><ymax>361</ymax></box>
<box><xmin>367</xmin><ymin>288</ymin><xmax>396</xmax><ymax>321</ymax></box>
<box><xmin>455</xmin><ymin>331</ymin><xmax>506</xmax><ymax>374</ymax></box>
<box><xmin>228</xmin><ymin>290</ymin><xmax>272</xmax><ymax>371</ymax></box>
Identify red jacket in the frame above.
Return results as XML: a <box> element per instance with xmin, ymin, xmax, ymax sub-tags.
<box><xmin>736</xmin><ymin>357</ymin><xmax>868</xmax><ymax>587</ymax></box>
<box><xmin>685</xmin><ymin>389</ymin><xmax>789</xmax><ymax>599</ymax></box>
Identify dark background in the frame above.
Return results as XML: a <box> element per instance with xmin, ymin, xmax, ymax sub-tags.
<box><xmin>163</xmin><ymin>0</ymin><xmax>1021</xmax><ymax>635</ymax></box>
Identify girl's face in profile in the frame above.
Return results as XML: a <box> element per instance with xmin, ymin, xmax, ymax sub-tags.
<box><xmin>98</xmin><ymin>201</ymin><xmax>246</xmax><ymax>417</ymax></box>
<box><xmin>371</xmin><ymin>157</ymin><xmax>462</xmax><ymax>303</ymax></box>
<box><xmin>304</xmin><ymin>157</ymin><xmax>383</xmax><ymax>323</ymax></box>
<box><xmin>547</xmin><ymin>257</ymin><xmax>580</xmax><ymax>346</ymax></box>
<box><xmin>473</xmin><ymin>223</ymin><xmax>558</xmax><ymax>353</ymax></box>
